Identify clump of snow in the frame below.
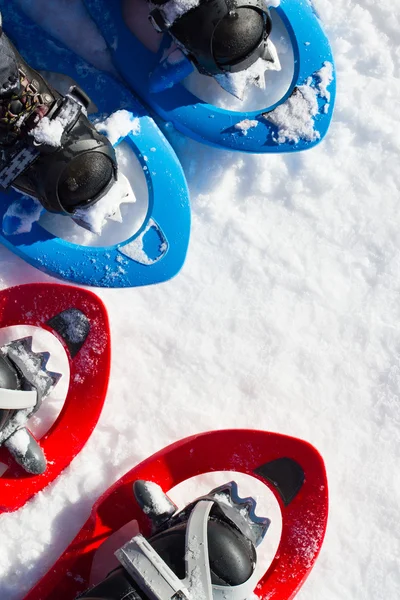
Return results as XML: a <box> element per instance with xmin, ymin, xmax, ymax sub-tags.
<box><xmin>140</xmin><ymin>481</ymin><xmax>176</xmax><ymax>516</ymax></box>
<box><xmin>316</xmin><ymin>61</ymin><xmax>334</xmax><ymax>102</ymax></box>
<box><xmin>30</xmin><ymin>117</ymin><xmax>64</xmax><ymax>148</ymax></box>
<box><xmin>96</xmin><ymin>110</ymin><xmax>140</xmax><ymax>146</ymax></box>
<box><xmin>234</xmin><ymin>119</ymin><xmax>259</xmax><ymax>136</ymax></box>
<box><xmin>265</xmin><ymin>87</ymin><xmax>320</xmax><ymax>144</ymax></box>
<box><xmin>263</xmin><ymin>63</ymin><xmax>334</xmax><ymax>144</ymax></box>
<box><xmin>73</xmin><ymin>173</ymin><xmax>136</xmax><ymax>236</ymax></box>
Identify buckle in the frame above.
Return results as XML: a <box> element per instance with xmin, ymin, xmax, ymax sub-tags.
<box><xmin>68</xmin><ymin>85</ymin><xmax>91</xmax><ymax>110</ymax></box>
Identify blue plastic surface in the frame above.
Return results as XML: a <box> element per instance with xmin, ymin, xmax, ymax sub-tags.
<box><xmin>83</xmin><ymin>0</ymin><xmax>336</xmax><ymax>153</ymax></box>
<box><xmin>0</xmin><ymin>1</ymin><xmax>191</xmax><ymax>288</ymax></box>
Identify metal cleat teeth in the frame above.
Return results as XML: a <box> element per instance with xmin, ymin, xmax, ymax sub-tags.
<box><xmin>2</xmin><ymin>336</ymin><xmax>62</xmax><ymax>402</ymax></box>
<box><xmin>15</xmin><ymin>336</ymin><xmax>33</xmax><ymax>352</ymax></box>
<box><xmin>36</xmin><ymin>351</ymin><xmax>50</xmax><ymax>370</ymax></box>
<box><xmin>208</xmin><ymin>481</ymin><xmax>271</xmax><ymax>547</ymax></box>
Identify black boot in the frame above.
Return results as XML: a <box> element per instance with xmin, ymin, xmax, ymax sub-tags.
<box><xmin>0</xmin><ymin>26</ymin><xmax>117</xmax><ymax>216</ymax></box>
<box><xmin>148</xmin><ymin>0</ymin><xmax>273</xmax><ymax>77</ymax></box>
<box><xmin>79</xmin><ymin>480</ymin><xmax>269</xmax><ymax>599</ymax></box>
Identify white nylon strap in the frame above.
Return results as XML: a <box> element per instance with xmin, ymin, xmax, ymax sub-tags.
<box><xmin>0</xmin><ymin>388</ymin><xmax>37</xmax><ymax>410</ymax></box>
<box><xmin>115</xmin><ymin>534</ymin><xmax>192</xmax><ymax>600</ymax></box>
<box><xmin>183</xmin><ymin>500</ymin><xmax>214</xmax><ymax>599</ymax></box>
<box><xmin>116</xmin><ymin>499</ymin><xmax>258</xmax><ymax>600</ymax></box>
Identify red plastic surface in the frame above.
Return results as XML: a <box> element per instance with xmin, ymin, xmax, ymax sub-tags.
<box><xmin>0</xmin><ymin>283</ymin><xmax>111</xmax><ymax>513</ymax></box>
<box><xmin>25</xmin><ymin>429</ymin><xmax>328</xmax><ymax>600</ymax></box>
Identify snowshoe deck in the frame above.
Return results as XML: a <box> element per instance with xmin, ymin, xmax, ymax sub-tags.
<box><xmin>0</xmin><ymin>2</ymin><xmax>190</xmax><ymax>288</ymax></box>
<box><xmin>24</xmin><ymin>429</ymin><xmax>328</xmax><ymax>600</ymax></box>
<box><xmin>0</xmin><ymin>282</ymin><xmax>110</xmax><ymax>512</ymax></box>
<box><xmin>83</xmin><ymin>0</ymin><xmax>336</xmax><ymax>153</ymax></box>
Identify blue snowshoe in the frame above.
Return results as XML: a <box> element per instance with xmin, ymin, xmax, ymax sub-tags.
<box><xmin>83</xmin><ymin>0</ymin><xmax>336</xmax><ymax>153</ymax></box>
<box><xmin>0</xmin><ymin>2</ymin><xmax>190</xmax><ymax>288</ymax></box>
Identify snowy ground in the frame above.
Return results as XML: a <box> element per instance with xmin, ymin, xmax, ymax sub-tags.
<box><xmin>0</xmin><ymin>0</ymin><xmax>399</xmax><ymax>598</ymax></box>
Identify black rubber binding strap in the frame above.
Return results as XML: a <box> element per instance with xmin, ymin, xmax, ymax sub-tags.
<box><xmin>150</xmin><ymin>0</ymin><xmax>273</xmax><ymax>76</ymax></box>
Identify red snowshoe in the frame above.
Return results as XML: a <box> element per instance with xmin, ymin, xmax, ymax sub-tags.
<box><xmin>24</xmin><ymin>429</ymin><xmax>328</xmax><ymax>600</ymax></box>
<box><xmin>0</xmin><ymin>282</ymin><xmax>110</xmax><ymax>513</ymax></box>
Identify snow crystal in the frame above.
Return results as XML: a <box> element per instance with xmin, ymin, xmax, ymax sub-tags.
<box><xmin>234</xmin><ymin>120</ymin><xmax>259</xmax><ymax>136</ymax></box>
<box><xmin>96</xmin><ymin>110</ymin><xmax>140</xmax><ymax>146</ymax></box>
<box><xmin>30</xmin><ymin>117</ymin><xmax>64</xmax><ymax>148</ymax></box>
<box><xmin>73</xmin><ymin>173</ymin><xmax>136</xmax><ymax>236</ymax></box>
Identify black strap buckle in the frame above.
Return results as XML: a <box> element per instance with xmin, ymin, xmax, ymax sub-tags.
<box><xmin>68</xmin><ymin>85</ymin><xmax>91</xmax><ymax>110</ymax></box>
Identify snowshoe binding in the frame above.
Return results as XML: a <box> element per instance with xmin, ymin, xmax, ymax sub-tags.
<box><xmin>0</xmin><ymin>24</ymin><xmax>118</xmax><ymax>222</ymax></box>
<box><xmin>24</xmin><ymin>429</ymin><xmax>328</xmax><ymax>600</ymax></box>
<box><xmin>148</xmin><ymin>0</ymin><xmax>276</xmax><ymax>82</ymax></box>
<box><xmin>80</xmin><ymin>480</ymin><xmax>271</xmax><ymax>600</ymax></box>
<box><xmin>0</xmin><ymin>282</ymin><xmax>110</xmax><ymax>514</ymax></box>
<box><xmin>83</xmin><ymin>0</ymin><xmax>336</xmax><ymax>153</ymax></box>
<box><xmin>0</xmin><ymin>3</ymin><xmax>190</xmax><ymax>288</ymax></box>
<box><xmin>0</xmin><ymin>337</ymin><xmax>61</xmax><ymax>475</ymax></box>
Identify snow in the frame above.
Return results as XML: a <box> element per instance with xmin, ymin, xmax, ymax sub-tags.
<box><xmin>118</xmin><ymin>219</ymin><xmax>168</xmax><ymax>265</ymax></box>
<box><xmin>139</xmin><ymin>481</ymin><xmax>176</xmax><ymax>516</ymax></box>
<box><xmin>234</xmin><ymin>120</ymin><xmax>259</xmax><ymax>136</ymax></box>
<box><xmin>6</xmin><ymin>428</ymin><xmax>30</xmax><ymax>458</ymax></box>
<box><xmin>0</xmin><ymin>1</ymin><xmax>399</xmax><ymax>599</ymax></box>
<box><xmin>264</xmin><ymin>64</ymin><xmax>334</xmax><ymax>144</ymax></box>
<box><xmin>316</xmin><ymin>61</ymin><xmax>334</xmax><ymax>102</ymax></box>
<box><xmin>95</xmin><ymin>109</ymin><xmax>140</xmax><ymax>146</ymax></box>
<box><xmin>30</xmin><ymin>117</ymin><xmax>64</xmax><ymax>148</ymax></box>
